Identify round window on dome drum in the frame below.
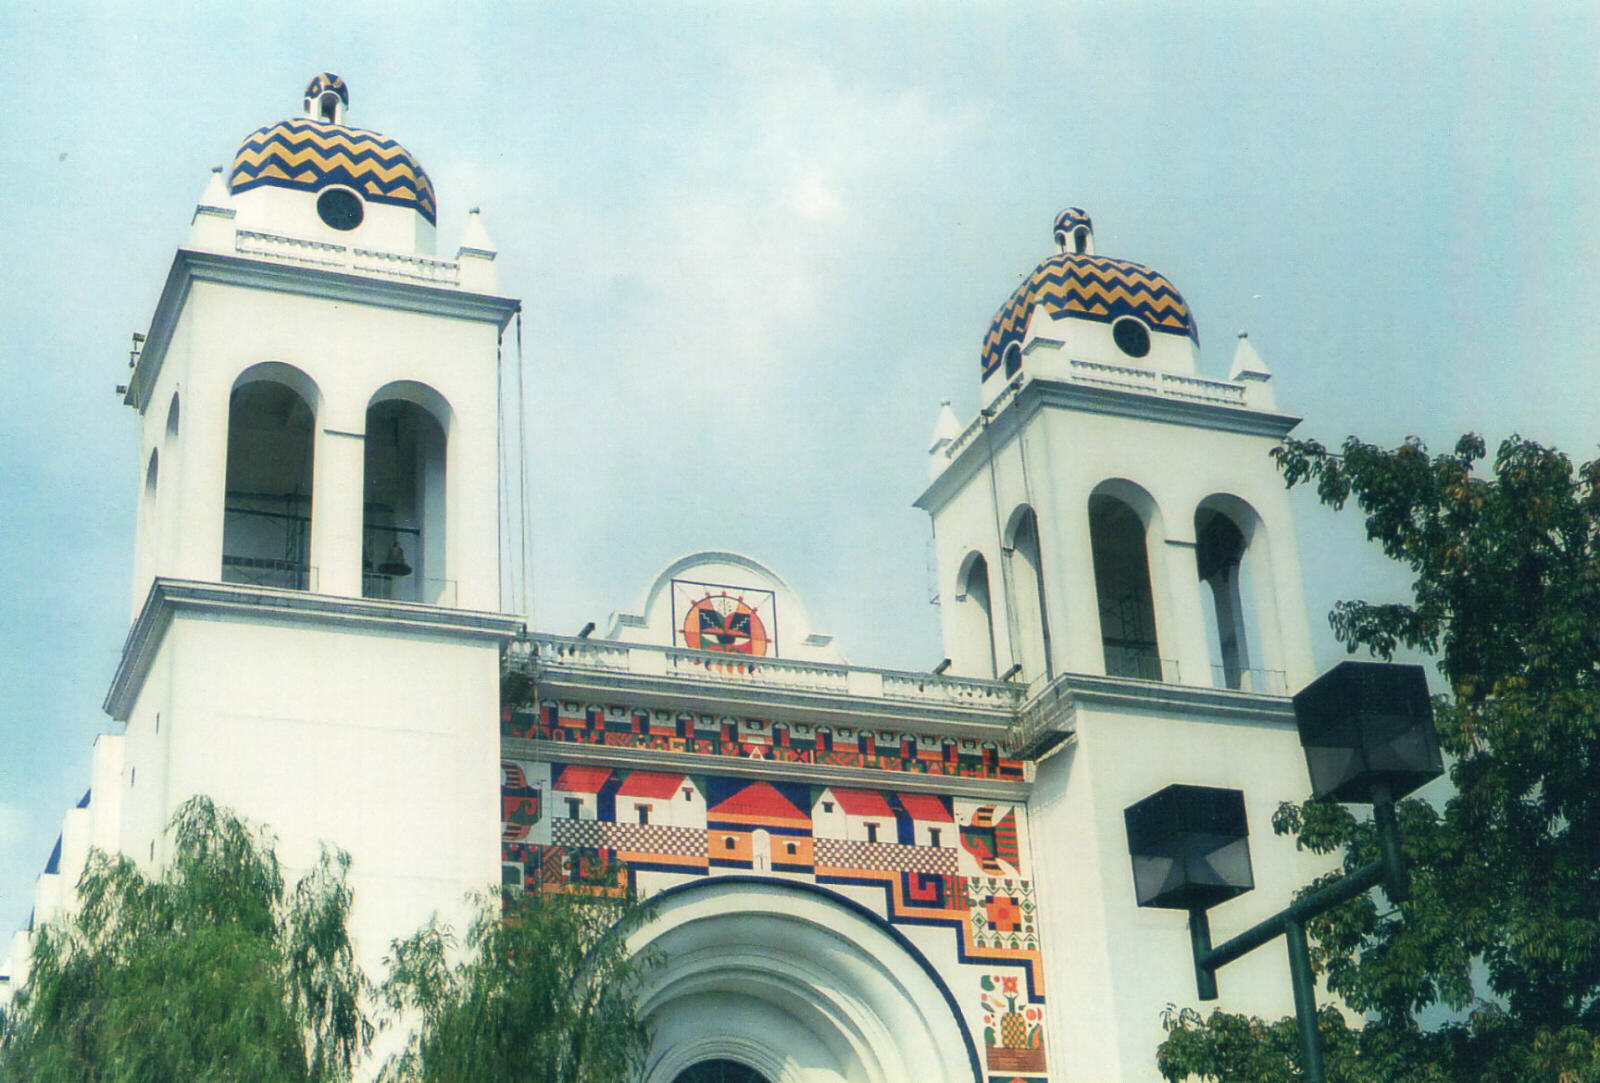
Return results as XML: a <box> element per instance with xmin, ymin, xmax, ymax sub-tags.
<box><xmin>317</xmin><ymin>188</ymin><xmax>364</xmax><ymax>231</ymax></box>
<box><xmin>1003</xmin><ymin>342</ymin><xmax>1023</xmax><ymax>377</ymax></box>
<box><xmin>1112</xmin><ymin>317</ymin><xmax>1151</xmax><ymax>358</ymax></box>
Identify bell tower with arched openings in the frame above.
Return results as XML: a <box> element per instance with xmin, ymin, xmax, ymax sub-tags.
<box><xmin>916</xmin><ymin>209</ymin><xmax>1327</xmax><ymax>1079</ymax></box>
<box><xmin>918</xmin><ymin>208</ymin><xmax>1313</xmax><ymax>693</ymax></box>
<box><xmin>108</xmin><ymin>75</ymin><xmax>522</xmax><ymax>978</ymax></box>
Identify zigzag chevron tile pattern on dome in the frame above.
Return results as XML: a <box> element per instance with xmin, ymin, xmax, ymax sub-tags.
<box><xmin>981</xmin><ymin>254</ymin><xmax>1198</xmax><ymax>378</ymax></box>
<box><xmin>229</xmin><ymin>119</ymin><xmax>437</xmax><ymax>223</ymax></box>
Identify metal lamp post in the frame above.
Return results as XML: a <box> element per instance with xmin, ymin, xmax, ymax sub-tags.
<box><xmin>1123</xmin><ymin>661</ymin><xmax>1444</xmax><ymax>1083</ymax></box>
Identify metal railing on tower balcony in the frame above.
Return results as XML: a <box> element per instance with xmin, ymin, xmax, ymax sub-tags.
<box><xmin>1212</xmin><ymin>665</ymin><xmax>1289</xmax><ymax>696</ymax></box>
<box><xmin>1103</xmin><ymin>642</ymin><xmax>1179</xmax><ymax>684</ymax></box>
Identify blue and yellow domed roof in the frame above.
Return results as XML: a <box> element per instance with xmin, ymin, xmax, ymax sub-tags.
<box><xmin>981</xmin><ymin>212</ymin><xmax>1197</xmax><ymax>379</ymax></box>
<box><xmin>228</xmin><ymin>74</ymin><xmax>437</xmax><ymax>225</ymax></box>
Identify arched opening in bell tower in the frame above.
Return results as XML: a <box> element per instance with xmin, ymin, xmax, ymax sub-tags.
<box><xmin>1089</xmin><ymin>488</ymin><xmax>1163</xmax><ymax>681</ymax></box>
<box><xmin>955</xmin><ymin>551</ymin><xmax>999</xmax><ymax>678</ymax></box>
<box><xmin>1194</xmin><ymin>496</ymin><xmax>1274</xmax><ymax>692</ymax></box>
<box><xmin>1004</xmin><ymin>507</ymin><xmax>1052</xmax><ymax>683</ymax></box>
<box><xmin>362</xmin><ymin>385</ymin><xmax>449</xmax><ymax>604</ymax></box>
<box><xmin>142</xmin><ymin>450</ymin><xmax>159</xmax><ymax>515</ymax></box>
<box><xmin>222</xmin><ymin>369</ymin><xmax>318</xmax><ymax>590</ymax></box>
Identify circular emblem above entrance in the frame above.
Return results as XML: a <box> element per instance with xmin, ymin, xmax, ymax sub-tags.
<box><xmin>680</xmin><ymin>590</ymin><xmax>771</xmax><ymax>656</ymax></box>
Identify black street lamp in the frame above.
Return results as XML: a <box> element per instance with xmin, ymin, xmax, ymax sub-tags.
<box><xmin>1123</xmin><ymin>661</ymin><xmax>1444</xmax><ymax>1083</ymax></box>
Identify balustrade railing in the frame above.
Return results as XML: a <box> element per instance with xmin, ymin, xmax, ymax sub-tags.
<box><xmin>935</xmin><ymin>360</ymin><xmax>1253</xmax><ymax>468</ymax></box>
<box><xmin>665</xmin><ymin>648</ymin><xmax>850</xmax><ymax>692</ymax></box>
<box><xmin>233</xmin><ymin>229</ymin><xmax>461</xmax><ymax>286</ymax></box>
<box><xmin>1157</xmin><ymin>371</ymin><xmax>1248</xmax><ymax>406</ymax></box>
<box><xmin>512</xmin><ymin>633</ymin><xmax>1023</xmax><ymax>712</ymax></box>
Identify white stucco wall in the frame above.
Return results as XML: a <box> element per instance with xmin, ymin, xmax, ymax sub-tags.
<box><xmin>115</xmin><ymin>606</ymin><xmax>505</xmax><ymax>979</ymax></box>
<box><xmin>1029</xmin><ymin>700</ymin><xmax>1340</xmax><ymax>1081</ymax></box>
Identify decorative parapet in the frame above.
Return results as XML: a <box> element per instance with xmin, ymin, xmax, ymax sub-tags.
<box><xmin>506</xmin><ymin>633</ymin><xmax>1026</xmax><ymax>717</ymax></box>
<box><xmin>234</xmin><ymin>228</ymin><xmax>462</xmax><ymax>286</ymax></box>
<box><xmin>941</xmin><ymin>378</ymin><xmax>1024</xmax><ymax>463</ymax></box>
<box><xmin>1064</xmin><ymin>359</ymin><xmax>1247</xmax><ymax>407</ymax></box>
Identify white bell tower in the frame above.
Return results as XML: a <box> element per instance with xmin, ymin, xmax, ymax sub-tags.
<box><xmin>108</xmin><ymin>75</ymin><xmax>522</xmax><ymax>975</ymax></box>
<box><xmin>917</xmin><ymin>210</ymin><xmax>1332</xmax><ymax>1079</ymax></box>
<box><xmin>918</xmin><ymin>208</ymin><xmax>1313</xmax><ymax>692</ymax></box>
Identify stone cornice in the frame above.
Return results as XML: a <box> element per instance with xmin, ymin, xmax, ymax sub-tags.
<box><xmin>915</xmin><ymin>376</ymin><xmax>1302</xmax><ymax>513</ymax></box>
<box><xmin>526</xmin><ymin>663</ymin><xmax>1020</xmax><ymax>737</ymax></box>
<box><xmin>104</xmin><ymin>578</ymin><xmax>524</xmax><ymax>720</ymax></box>
<box><xmin>125</xmin><ymin>248</ymin><xmax>521</xmax><ymax>412</ymax></box>
<box><xmin>1054</xmin><ymin>671</ymin><xmax>1297</xmax><ymax>724</ymax></box>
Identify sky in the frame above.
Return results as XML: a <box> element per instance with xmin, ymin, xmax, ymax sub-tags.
<box><xmin>1</xmin><ymin>1</ymin><xmax>1596</xmax><ymax>945</ymax></box>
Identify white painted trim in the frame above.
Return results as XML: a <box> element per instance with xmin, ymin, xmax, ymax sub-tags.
<box><xmin>105</xmin><ymin>578</ymin><xmax>523</xmax><ymax>719</ymax></box>
<box><xmin>125</xmin><ymin>249</ymin><xmax>520</xmax><ymax>412</ymax></box>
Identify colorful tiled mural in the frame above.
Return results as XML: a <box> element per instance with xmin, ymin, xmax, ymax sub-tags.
<box><xmin>503</xmin><ymin>700</ymin><xmax>1026</xmax><ymax>782</ymax></box>
<box><xmin>501</xmin><ymin>757</ymin><xmax>1052</xmax><ymax>1080</ymax></box>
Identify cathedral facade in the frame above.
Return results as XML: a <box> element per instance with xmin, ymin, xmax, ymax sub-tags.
<box><xmin>4</xmin><ymin>76</ymin><xmax>1339</xmax><ymax>1082</ymax></box>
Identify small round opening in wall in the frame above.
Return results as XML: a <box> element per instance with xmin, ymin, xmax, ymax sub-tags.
<box><xmin>317</xmin><ymin>187</ymin><xmax>364</xmax><ymax>231</ymax></box>
<box><xmin>1112</xmin><ymin>317</ymin><xmax>1151</xmax><ymax>358</ymax></box>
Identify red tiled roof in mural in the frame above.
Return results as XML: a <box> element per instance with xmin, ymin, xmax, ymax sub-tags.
<box><xmin>709</xmin><ymin>782</ymin><xmax>808</xmax><ymax>823</ymax></box>
<box><xmin>552</xmin><ymin>765</ymin><xmax>613</xmax><ymax>794</ymax></box>
<box><xmin>616</xmin><ymin>771</ymin><xmax>687</xmax><ymax>800</ymax></box>
<box><xmin>898</xmin><ymin>793</ymin><xmax>954</xmax><ymax>822</ymax></box>
<box><xmin>827</xmin><ymin>788</ymin><xmax>895</xmax><ymax>818</ymax></box>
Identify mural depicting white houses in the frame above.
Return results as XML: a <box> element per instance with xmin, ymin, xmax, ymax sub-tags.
<box><xmin>706</xmin><ymin>780</ymin><xmax>813</xmax><ymax>873</ymax></box>
<box><xmin>813</xmin><ymin>787</ymin><xmax>896</xmax><ymax>844</ymax></box>
<box><xmin>897</xmin><ymin>792</ymin><xmax>957</xmax><ymax>849</ymax></box>
<box><xmin>551</xmin><ymin>764</ymin><xmax>612</xmax><ymax>821</ymax></box>
<box><xmin>614</xmin><ymin>771</ymin><xmax>704</xmax><ymax>828</ymax></box>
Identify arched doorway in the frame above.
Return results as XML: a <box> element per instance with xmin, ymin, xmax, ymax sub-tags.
<box><xmin>632</xmin><ymin>877</ymin><xmax>980</xmax><ymax>1083</ymax></box>
<box><xmin>672</xmin><ymin>1059</ymin><xmax>772</xmax><ymax>1083</ymax></box>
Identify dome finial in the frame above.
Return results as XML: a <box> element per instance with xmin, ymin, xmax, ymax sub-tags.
<box><xmin>1053</xmin><ymin>208</ymin><xmax>1094</xmax><ymax>255</ymax></box>
<box><xmin>304</xmin><ymin>73</ymin><xmax>350</xmax><ymax>124</ymax></box>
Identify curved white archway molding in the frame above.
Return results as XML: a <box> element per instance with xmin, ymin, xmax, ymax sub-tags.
<box><xmin>631</xmin><ymin>878</ymin><xmax>981</xmax><ymax>1083</ymax></box>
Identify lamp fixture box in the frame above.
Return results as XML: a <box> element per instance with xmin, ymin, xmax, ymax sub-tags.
<box><xmin>1124</xmin><ymin>784</ymin><xmax>1254</xmax><ymax>911</ymax></box>
<box><xmin>1292</xmin><ymin>661</ymin><xmax>1442</xmax><ymax>804</ymax></box>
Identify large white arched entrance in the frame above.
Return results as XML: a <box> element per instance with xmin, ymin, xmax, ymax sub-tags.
<box><xmin>630</xmin><ymin>877</ymin><xmax>981</xmax><ymax>1083</ymax></box>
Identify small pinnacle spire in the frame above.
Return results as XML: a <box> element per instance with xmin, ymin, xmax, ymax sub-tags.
<box><xmin>459</xmin><ymin>207</ymin><xmax>497</xmax><ymax>256</ymax></box>
<box><xmin>1229</xmin><ymin>332</ymin><xmax>1270</xmax><ymax>381</ymax></box>
<box><xmin>930</xmin><ymin>400</ymin><xmax>961</xmax><ymax>451</ymax></box>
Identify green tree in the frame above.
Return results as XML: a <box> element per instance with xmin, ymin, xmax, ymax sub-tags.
<box><xmin>378</xmin><ymin>886</ymin><xmax>659</xmax><ymax>1083</ymax></box>
<box><xmin>1158</xmin><ymin>434</ymin><xmax>1600</xmax><ymax>1083</ymax></box>
<box><xmin>0</xmin><ymin>796</ymin><xmax>371</xmax><ymax>1083</ymax></box>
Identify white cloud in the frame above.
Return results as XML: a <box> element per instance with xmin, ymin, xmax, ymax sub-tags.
<box><xmin>790</xmin><ymin>173</ymin><xmax>842</xmax><ymax>223</ymax></box>
<box><xmin>0</xmin><ymin>804</ymin><xmax>23</xmax><ymax>851</ymax></box>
